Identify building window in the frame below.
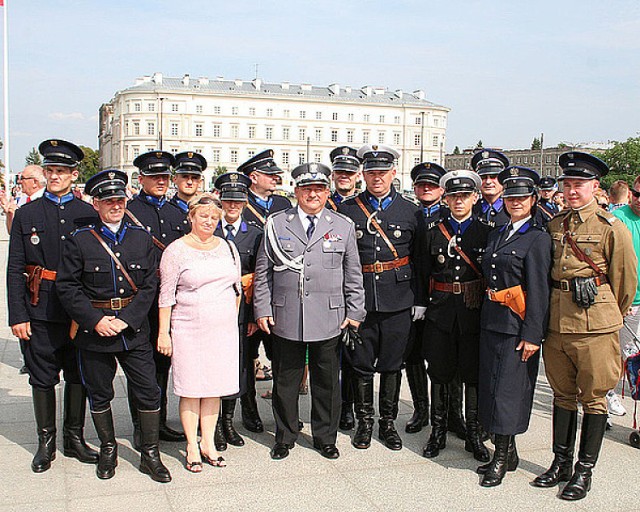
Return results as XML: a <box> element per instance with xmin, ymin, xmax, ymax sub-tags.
<box><xmin>378</xmin><ymin>132</ymin><xmax>385</xmax><ymax>144</ymax></box>
<box><xmin>134</xmin><ymin>103</ymin><xmax>141</xmax><ymax>112</ymax></box>
<box><xmin>433</xmin><ymin>118</ymin><xmax>439</xmax><ymax>127</ymax></box>
<box><xmin>147</xmin><ymin>122</ymin><xmax>155</xmax><ymax>136</ymax></box>
<box><xmin>332</xmin><ymin>112</ymin><xmax>338</xmax><ymax>121</ymax></box>
<box><xmin>363</xmin><ymin>131</ymin><xmax>370</xmax><ymax>143</ymax></box>
<box><xmin>212</xmin><ymin>124</ymin><xmax>221</xmax><ymax>138</ymax></box>
<box><xmin>211</xmin><ymin>149</ymin><xmax>220</xmax><ymax>163</ymax></box>
<box><xmin>331</xmin><ymin>130</ymin><xmax>338</xmax><ymax>143</ymax></box>
<box><xmin>213</xmin><ymin>105</ymin><xmax>221</xmax><ymax>115</ymax></box>
<box><xmin>248</xmin><ymin>126</ymin><xmax>256</xmax><ymax>139</ymax></box>
<box><xmin>315</xmin><ymin>111</ymin><xmax>322</xmax><ymax>120</ymax></box>
<box><xmin>394</xmin><ymin>116</ymin><xmax>401</xmax><ymax>124</ymax></box>
<box><xmin>283</xmin><ymin>109</ymin><xmax>290</xmax><ymax>118</ymax></box>
<box><xmin>414</xmin><ymin>134</ymin><xmax>421</xmax><ymax>147</ymax></box>
<box><xmin>133</xmin><ymin>122</ymin><xmax>140</xmax><ymax>135</ymax></box>
<box><xmin>247</xmin><ymin>149</ymin><xmax>256</xmax><ymax>159</ymax></box>
<box><xmin>230</xmin><ymin>150</ymin><xmax>238</xmax><ymax>164</ymax></box>
<box><xmin>379</xmin><ymin>115</ymin><xmax>385</xmax><ymax>123</ymax></box>
<box><xmin>546</xmin><ymin>155</ymin><xmax>552</xmax><ymax>163</ymax></box>
<box><xmin>299</xmin><ymin>128</ymin><xmax>306</xmax><ymax>141</ymax></box>
<box><xmin>531</xmin><ymin>156</ymin><xmax>536</xmax><ymax>164</ymax></box>
<box><xmin>282</xmin><ymin>151</ymin><xmax>290</xmax><ymax>165</ymax></box>
<box><xmin>314</xmin><ymin>152</ymin><xmax>322</xmax><ymax>163</ymax></box>
<box><xmin>347</xmin><ymin>130</ymin><xmax>354</xmax><ymax>143</ymax></box>
<box><xmin>266</xmin><ymin>126</ymin><xmax>273</xmax><ymax>140</ymax></box>
<box><xmin>249</xmin><ymin>107</ymin><xmax>256</xmax><ymax>116</ymax></box>
<box><xmin>415</xmin><ymin>116</ymin><xmax>422</xmax><ymax>125</ymax></box>
<box><xmin>196</xmin><ymin>105</ymin><xmax>203</xmax><ymax>114</ymax></box>
<box><xmin>170</xmin><ymin>123</ymin><xmax>178</xmax><ymax>137</ymax></box>
<box><xmin>171</xmin><ymin>103</ymin><xmax>179</xmax><ymax>112</ymax></box>
<box><xmin>231</xmin><ymin>106</ymin><xmax>239</xmax><ymax>115</ymax></box>
<box><xmin>363</xmin><ymin>114</ymin><xmax>370</xmax><ymax>122</ymax></box>
<box><xmin>282</xmin><ymin>127</ymin><xmax>290</xmax><ymax>140</ymax></box>
<box><xmin>195</xmin><ymin>123</ymin><xmax>203</xmax><ymax>137</ymax></box>
<box><xmin>266</xmin><ymin>108</ymin><xmax>273</xmax><ymax>117</ymax></box>
<box><xmin>393</xmin><ymin>132</ymin><xmax>401</xmax><ymax>145</ymax></box>
<box><xmin>299</xmin><ymin>110</ymin><xmax>306</xmax><ymax>119</ymax></box>
<box><xmin>170</xmin><ymin>147</ymin><xmax>179</xmax><ymax>154</ymax></box>
<box><xmin>132</xmin><ymin>146</ymin><xmax>140</xmax><ymax>158</ymax></box>
<box><xmin>414</xmin><ymin>156</ymin><xmax>421</xmax><ymax>166</ymax></box>
<box><xmin>523</xmin><ymin>156</ymin><xmax>528</xmax><ymax>164</ymax></box>
<box><xmin>147</xmin><ymin>103</ymin><xmax>155</xmax><ymax>112</ymax></box>
<box><xmin>298</xmin><ymin>153</ymin><xmax>305</xmax><ymax>165</ymax></box>
<box><xmin>315</xmin><ymin>129</ymin><xmax>322</xmax><ymax>142</ymax></box>
<box><xmin>348</xmin><ymin>113</ymin><xmax>354</xmax><ymax>121</ymax></box>
<box><xmin>231</xmin><ymin>125</ymin><xmax>239</xmax><ymax>138</ymax></box>
<box><xmin>432</xmin><ymin>135</ymin><xmax>438</xmax><ymax>147</ymax></box>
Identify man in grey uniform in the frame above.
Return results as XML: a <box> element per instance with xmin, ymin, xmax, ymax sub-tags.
<box><xmin>254</xmin><ymin>162</ymin><xmax>366</xmax><ymax>460</ymax></box>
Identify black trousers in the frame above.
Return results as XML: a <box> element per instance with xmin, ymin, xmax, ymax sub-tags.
<box><xmin>78</xmin><ymin>342</ymin><xmax>160</xmax><ymax>412</ymax></box>
<box><xmin>21</xmin><ymin>320</ymin><xmax>81</xmax><ymax>390</ymax></box>
<box><xmin>405</xmin><ymin>319</ymin><xmax>425</xmax><ymax>365</ymax></box>
<box><xmin>271</xmin><ymin>335</ymin><xmax>341</xmax><ymax>445</ymax></box>
<box><xmin>345</xmin><ymin>309</ymin><xmax>412</xmax><ymax>377</ymax></box>
<box><xmin>423</xmin><ymin>319</ymin><xmax>480</xmax><ymax>385</ymax></box>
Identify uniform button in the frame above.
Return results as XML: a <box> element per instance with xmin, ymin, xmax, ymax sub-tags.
<box><xmin>95</xmin><ymin>266</ymin><xmax>100</xmax><ymax>271</ymax></box>
<box><xmin>492</xmin><ymin>276</ymin><xmax>497</xmax><ymax>280</ymax></box>
<box><xmin>60</xmin><ymin>205</ymin><xmax>65</xmax><ymax>210</ymax></box>
<box><xmin>115</xmin><ymin>252</ymin><xmax>121</xmax><ymax>257</ymax></box>
<box><xmin>136</xmin><ymin>265</ymin><xmax>141</xmax><ymax>269</ymax></box>
<box><xmin>306</xmin><ymin>248</ymin><xmax>311</xmax><ymax>253</ymax></box>
<box><xmin>160</xmin><ymin>219</ymin><xmax>164</xmax><ymax>224</ymax></box>
<box><xmin>305</xmin><ymin>292</ymin><xmax>309</xmax><ymax>296</ymax></box>
<box><xmin>491</xmin><ymin>264</ymin><xmax>495</xmax><ymax>268</ymax></box>
<box><xmin>454</xmin><ymin>276</ymin><xmax>460</xmax><ymax>281</ymax></box>
<box><xmin>306</xmin><ymin>262</ymin><xmax>311</xmax><ymax>267</ymax></box>
<box><xmin>60</xmin><ymin>219</ymin><xmax>65</xmax><ymax>224</ymax></box>
<box><xmin>119</xmin><ymin>289</ymin><xmax>125</xmax><ymax>294</ymax></box>
<box><xmin>456</xmin><ymin>256</ymin><xmax>460</xmax><ymax>260</ymax></box>
<box><xmin>376</xmin><ymin>247</ymin><xmax>381</xmax><ymax>251</ymax></box>
<box><xmin>455</xmin><ymin>266</ymin><xmax>460</xmax><ymax>271</ymax></box>
<box><xmin>375</xmin><ymin>275</ymin><xmax>380</xmax><ymax>280</ymax></box>
<box><xmin>146</xmin><ymin>226</ymin><xmax>152</xmax><ymax>231</ymax></box>
<box><xmin>118</xmin><ymin>276</ymin><xmax>123</xmax><ymax>281</ymax></box>
<box><xmin>116</xmin><ymin>265</ymin><xmax>121</xmax><ymax>270</ymax></box>
<box><xmin>562</xmin><ymin>266</ymin><xmax>567</xmax><ymax>271</ymax></box>
<box><xmin>376</xmin><ymin>233</ymin><xmax>380</xmax><ymax>237</ymax></box>
<box><xmin>31</xmin><ymin>227</ymin><xmax>37</xmax><ymax>232</ymax></box>
<box><xmin>492</xmin><ymin>253</ymin><xmax>497</xmax><ymax>258</ymax></box>
<box><xmin>61</xmin><ymin>235</ymin><xmax>66</xmax><ymax>240</ymax></box>
<box><xmin>305</xmin><ymin>277</ymin><xmax>310</xmax><ymax>281</ymax></box>
<box><xmin>457</xmin><ymin>236</ymin><xmax>461</xmax><ymax>242</ymax></box>
<box><xmin>565</xmin><ymin>255</ymin><xmax>569</xmax><ymax>259</ymax></box>
<box><xmin>161</xmin><ymin>234</ymin><xmax>166</xmax><ymax>238</ymax></box>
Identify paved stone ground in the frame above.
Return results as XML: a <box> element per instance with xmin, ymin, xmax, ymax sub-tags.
<box><xmin>0</xmin><ymin>222</ymin><xmax>638</xmax><ymax>512</ymax></box>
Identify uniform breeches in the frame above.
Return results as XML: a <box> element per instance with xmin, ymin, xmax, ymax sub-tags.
<box><xmin>78</xmin><ymin>343</ymin><xmax>160</xmax><ymax>413</ymax></box>
<box><xmin>423</xmin><ymin>319</ymin><xmax>480</xmax><ymax>385</ymax></box>
<box><xmin>404</xmin><ymin>319</ymin><xmax>425</xmax><ymax>365</ymax></box>
<box><xmin>543</xmin><ymin>330</ymin><xmax>622</xmax><ymax>414</ymax></box>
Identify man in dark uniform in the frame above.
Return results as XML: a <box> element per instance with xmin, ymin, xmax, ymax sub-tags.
<box><xmin>57</xmin><ymin>170</ymin><xmax>171</xmax><ymax>483</ymax></box>
<box><xmin>168</xmin><ymin>151</ymin><xmax>206</xmax><ymax>222</ymax></box>
<box><xmin>471</xmin><ymin>149</ymin><xmax>510</xmax><ymax>227</ymax></box>
<box><xmin>417</xmin><ymin>170</ymin><xmax>491</xmax><ymax>463</ymax></box>
<box><xmin>7</xmin><ymin>139</ymin><xmax>99</xmax><ymax>473</ymax></box>
<box><xmin>326</xmin><ymin>146</ymin><xmax>361</xmax><ymax>431</ymax></box>
<box><xmin>535</xmin><ymin>176</ymin><xmax>560</xmax><ymax>225</ymax></box>
<box><xmin>213</xmin><ymin>172</ymin><xmax>263</xmax><ymax>450</ymax></box>
<box><xmin>338</xmin><ymin>144</ymin><xmax>422</xmax><ymax>451</ymax></box>
<box><xmin>126</xmin><ymin>151</ymin><xmax>187</xmax><ymax>447</ymax></box>
<box><xmin>238</xmin><ymin>149</ymin><xmax>292</xmax><ymax>432</ymax></box>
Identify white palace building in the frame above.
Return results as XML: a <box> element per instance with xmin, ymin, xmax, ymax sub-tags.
<box><xmin>98</xmin><ymin>73</ymin><xmax>450</xmax><ymax>192</ymax></box>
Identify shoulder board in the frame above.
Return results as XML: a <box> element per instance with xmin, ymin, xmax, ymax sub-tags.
<box><xmin>427</xmin><ymin>217</ymin><xmax>445</xmax><ymax>230</ymax></box>
<box><xmin>270</xmin><ymin>209</ymin><xmax>288</xmax><ymax>219</ymax></box>
<box><xmin>245</xmin><ymin>219</ymin><xmax>263</xmax><ymax>229</ymax></box>
<box><xmin>595</xmin><ymin>209</ymin><xmax>617</xmax><ymax>225</ymax></box>
<box><xmin>71</xmin><ymin>225</ymin><xmax>95</xmax><ymax>237</ymax></box>
<box><xmin>329</xmin><ymin>210</ymin><xmax>355</xmax><ymax>225</ymax></box>
<box><xmin>477</xmin><ymin>217</ymin><xmax>495</xmax><ymax>227</ymax></box>
<box><xmin>126</xmin><ymin>223</ymin><xmax>149</xmax><ymax>232</ymax></box>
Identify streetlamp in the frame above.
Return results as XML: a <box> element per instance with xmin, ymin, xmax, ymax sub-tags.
<box><xmin>157</xmin><ymin>97</ymin><xmax>166</xmax><ymax>150</ymax></box>
<box><xmin>419</xmin><ymin>111</ymin><xmax>425</xmax><ymax>162</ymax></box>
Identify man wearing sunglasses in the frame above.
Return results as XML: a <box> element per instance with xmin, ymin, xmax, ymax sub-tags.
<box><xmin>1</xmin><ymin>165</ymin><xmax>46</xmax><ymax>233</ymax></box>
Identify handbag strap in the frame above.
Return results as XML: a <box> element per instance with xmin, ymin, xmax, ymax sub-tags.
<box><xmin>88</xmin><ymin>229</ymin><xmax>139</xmax><ymax>293</ymax></box>
<box><xmin>437</xmin><ymin>222</ymin><xmax>483</xmax><ymax>278</ymax></box>
<box><xmin>354</xmin><ymin>196</ymin><xmax>399</xmax><ymax>259</ymax></box>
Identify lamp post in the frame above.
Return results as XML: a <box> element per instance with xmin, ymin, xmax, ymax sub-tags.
<box><xmin>419</xmin><ymin>111</ymin><xmax>425</xmax><ymax>162</ymax></box>
<box><xmin>157</xmin><ymin>97</ymin><xmax>166</xmax><ymax>150</ymax></box>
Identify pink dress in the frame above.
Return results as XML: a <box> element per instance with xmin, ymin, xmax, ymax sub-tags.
<box><xmin>158</xmin><ymin>237</ymin><xmax>241</xmax><ymax>398</ymax></box>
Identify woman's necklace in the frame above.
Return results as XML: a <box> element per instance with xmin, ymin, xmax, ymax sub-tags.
<box><xmin>188</xmin><ymin>232</ymin><xmax>215</xmax><ymax>245</ymax></box>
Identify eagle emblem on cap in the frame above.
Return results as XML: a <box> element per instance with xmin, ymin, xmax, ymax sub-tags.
<box><xmin>510</xmin><ymin>168</ymin><xmax>519</xmax><ymax>176</ymax></box>
<box><xmin>156</xmin><ymin>152</ymin><xmax>162</xmax><ymax>158</ymax></box>
<box><xmin>51</xmin><ymin>140</ymin><xmax>58</xmax><ymax>147</ymax></box>
<box><xmin>310</xmin><ymin>163</ymin><xmax>318</xmax><ymax>172</ymax></box>
<box><xmin>452</xmin><ymin>171</ymin><xmax>459</xmax><ymax>176</ymax></box>
<box><xmin>230</xmin><ymin>173</ymin><xmax>238</xmax><ymax>181</ymax></box>
<box><xmin>108</xmin><ymin>172</ymin><xmax>115</xmax><ymax>179</ymax></box>
<box><xmin>372</xmin><ymin>145</ymin><xmax>378</xmax><ymax>151</ymax></box>
<box><xmin>568</xmin><ymin>153</ymin><xmax>574</xmax><ymax>159</ymax></box>
<box><xmin>342</xmin><ymin>147</ymin><xmax>349</xmax><ymax>155</ymax></box>
<box><xmin>425</xmin><ymin>163</ymin><xmax>431</xmax><ymax>169</ymax></box>
<box><xmin>482</xmin><ymin>151</ymin><xmax>489</xmax><ymax>159</ymax></box>
<box><xmin>188</xmin><ymin>152</ymin><xmax>193</xmax><ymax>158</ymax></box>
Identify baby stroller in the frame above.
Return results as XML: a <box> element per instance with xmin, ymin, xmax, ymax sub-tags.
<box><xmin>622</xmin><ymin>323</ymin><xmax>640</xmax><ymax>448</ymax></box>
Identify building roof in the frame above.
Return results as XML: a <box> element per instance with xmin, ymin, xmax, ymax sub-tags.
<box><xmin>116</xmin><ymin>73</ymin><xmax>449</xmax><ymax>110</ymax></box>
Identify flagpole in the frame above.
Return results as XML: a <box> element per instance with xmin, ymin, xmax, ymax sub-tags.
<box><xmin>3</xmin><ymin>0</ymin><xmax>9</xmax><ymax>191</ymax></box>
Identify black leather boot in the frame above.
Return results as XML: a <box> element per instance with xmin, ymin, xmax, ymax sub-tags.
<box><xmin>477</xmin><ymin>436</ymin><xmax>519</xmax><ymax>474</ymax></box>
<box><xmin>214</xmin><ymin>415</ymin><xmax>227</xmax><ymax>451</ymax></box>
<box><xmin>138</xmin><ymin>410</ymin><xmax>172</xmax><ymax>483</ymax></box>
<box><xmin>464</xmin><ymin>384</ymin><xmax>490</xmax><ymax>462</ymax></box>
<box><xmin>533</xmin><ymin>406</ymin><xmax>577</xmax><ymax>487</ymax></box>
<box><xmin>447</xmin><ymin>376</ymin><xmax>466</xmax><ymax>440</ymax></box>
<box><xmin>339</xmin><ymin>364</ymin><xmax>355</xmax><ymax>431</ymax></box>
<box><xmin>31</xmin><ymin>388</ymin><xmax>57</xmax><ymax>473</ymax></box>
<box><xmin>62</xmin><ymin>383</ymin><xmax>99</xmax><ymax>463</ymax></box>
<box><xmin>156</xmin><ymin>371</ymin><xmax>186</xmax><ymax>442</ymax></box>
<box><xmin>480</xmin><ymin>434</ymin><xmax>511</xmax><ymax>487</ymax></box>
<box><xmin>560</xmin><ymin>413</ymin><xmax>607</xmax><ymax>501</ymax></box>
<box><xmin>240</xmin><ymin>372</ymin><xmax>264</xmax><ymax>433</ymax></box>
<box><xmin>423</xmin><ymin>383</ymin><xmax>448</xmax><ymax>458</ymax></box>
<box><xmin>91</xmin><ymin>408</ymin><xmax>117</xmax><ymax>480</ymax></box>
<box><xmin>378</xmin><ymin>372</ymin><xmax>403</xmax><ymax>450</ymax></box>
<box><xmin>405</xmin><ymin>362</ymin><xmax>430</xmax><ymax>434</ymax></box>
<box><xmin>222</xmin><ymin>399</ymin><xmax>244</xmax><ymax>446</ymax></box>
<box><xmin>352</xmin><ymin>376</ymin><xmax>374</xmax><ymax>449</ymax></box>
<box><xmin>127</xmin><ymin>383</ymin><xmax>141</xmax><ymax>451</ymax></box>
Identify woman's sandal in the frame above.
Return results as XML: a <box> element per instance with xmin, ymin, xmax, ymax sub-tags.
<box><xmin>201</xmin><ymin>452</ymin><xmax>227</xmax><ymax>467</ymax></box>
<box><xmin>185</xmin><ymin>459</ymin><xmax>203</xmax><ymax>473</ymax></box>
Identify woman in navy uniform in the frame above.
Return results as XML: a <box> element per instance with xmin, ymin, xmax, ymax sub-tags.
<box><xmin>7</xmin><ymin>139</ymin><xmax>99</xmax><ymax>473</ymax></box>
<box><xmin>57</xmin><ymin>170</ymin><xmax>171</xmax><ymax>483</ymax></box>
<box><xmin>477</xmin><ymin>167</ymin><xmax>551</xmax><ymax>487</ymax></box>
<box><xmin>213</xmin><ymin>172</ymin><xmax>264</xmax><ymax>450</ymax></box>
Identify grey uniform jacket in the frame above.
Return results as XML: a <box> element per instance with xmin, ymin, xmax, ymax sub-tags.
<box><xmin>253</xmin><ymin>206</ymin><xmax>366</xmax><ymax>343</ymax></box>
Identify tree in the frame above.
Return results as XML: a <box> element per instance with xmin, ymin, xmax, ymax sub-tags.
<box><xmin>77</xmin><ymin>146</ymin><xmax>100</xmax><ymax>183</ymax></box>
<box><xmin>25</xmin><ymin>147</ymin><xmax>42</xmax><ymax>166</ymax></box>
<box><xmin>453</xmin><ymin>146</ymin><xmax>461</xmax><ymax>155</ymax></box>
<box><xmin>599</xmin><ymin>137</ymin><xmax>640</xmax><ymax>188</ymax></box>
<box><xmin>475</xmin><ymin>140</ymin><xmax>483</xmax><ymax>149</ymax></box>
<box><xmin>213</xmin><ymin>165</ymin><xmax>228</xmax><ymax>178</ymax></box>
<box><xmin>531</xmin><ymin>137</ymin><xmax>541</xmax><ymax>150</ymax></box>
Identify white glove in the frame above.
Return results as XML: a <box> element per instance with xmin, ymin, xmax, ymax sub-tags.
<box><xmin>411</xmin><ymin>306</ymin><xmax>427</xmax><ymax>322</ymax></box>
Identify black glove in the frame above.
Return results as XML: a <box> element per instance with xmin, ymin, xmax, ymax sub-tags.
<box><xmin>571</xmin><ymin>276</ymin><xmax>598</xmax><ymax>308</ymax></box>
<box><xmin>341</xmin><ymin>325</ymin><xmax>363</xmax><ymax>351</ymax></box>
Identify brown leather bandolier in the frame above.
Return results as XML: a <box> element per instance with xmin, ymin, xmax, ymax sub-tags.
<box><xmin>241</xmin><ymin>273</ymin><xmax>255</xmax><ymax>304</ymax></box>
<box><xmin>538</xmin><ymin>205</ymin><xmax>554</xmax><ymax>220</ymax></box>
<box><xmin>25</xmin><ymin>265</ymin><xmax>57</xmax><ymax>306</ymax></box>
<box><xmin>562</xmin><ymin>216</ymin><xmax>608</xmax><ymax>282</ymax></box>
<box><xmin>245</xmin><ymin>203</ymin><xmax>266</xmax><ymax>225</ymax></box>
<box><xmin>487</xmin><ymin>284</ymin><xmax>527</xmax><ymax>321</ymax></box>
<box><xmin>327</xmin><ymin>197</ymin><xmax>338</xmax><ymax>211</ymax></box>
<box><xmin>125</xmin><ymin>209</ymin><xmax>167</xmax><ymax>251</ymax></box>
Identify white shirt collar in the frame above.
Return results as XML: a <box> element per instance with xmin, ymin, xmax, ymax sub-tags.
<box><xmin>221</xmin><ymin>217</ymin><xmax>242</xmax><ymax>234</ymax></box>
<box><xmin>506</xmin><ymin>216</ymin><xmax>531</xmax><ymax>239</ymax></box>
<box><xmin>298</xmin><ymin>207</ymin><xmax>318</xmax><ymax>231</ymax></box>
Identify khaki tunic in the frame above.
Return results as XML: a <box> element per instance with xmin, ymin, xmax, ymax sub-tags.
<box><xmin>544</xmin><ymin>199</ymin><xmax>637</xmax><ymax>413</ymax></box>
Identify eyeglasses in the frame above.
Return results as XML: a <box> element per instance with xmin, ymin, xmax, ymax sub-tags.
<box><xmin>18</xmin><ymin>176</ymin><xmax>36</xmax><ymax>182</ymax></box>
<box><xmin>631</xmin><ymin>189</ymin><xmax>640</xmax><ymax>199</ymax></box>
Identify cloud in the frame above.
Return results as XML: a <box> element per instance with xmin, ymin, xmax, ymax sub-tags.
<box><xmin>48</xmin><ymin>112</ymin><xmax>86</xmax><ymax>121</ymax></box>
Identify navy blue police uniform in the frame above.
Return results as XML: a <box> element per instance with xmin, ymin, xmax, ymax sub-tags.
<box><xmin>168</xmin><ymin>150</ymin><xmax>208</xmax><ymax>226</ymax></box>
<box><xmin>471</xmin><ymin>149</ymin><xmax>510</xmax><ymax>228</ymax></box>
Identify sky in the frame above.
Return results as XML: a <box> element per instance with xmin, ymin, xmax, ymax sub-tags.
<box><xmin>1</xmin><ymin>0</ymin><xmax>639</xmax><ymax>172</ymax></box>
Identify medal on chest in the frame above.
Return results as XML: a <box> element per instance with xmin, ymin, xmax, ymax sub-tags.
<box><xmin>30</xmin><ymin>233</ymin><xmax>40</xmax><ymax>245</ymax></box>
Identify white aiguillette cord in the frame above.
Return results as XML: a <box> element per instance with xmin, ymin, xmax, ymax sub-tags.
<box><xmin>264</xmin><ymin>217</ymin><xmax>305</xmax><ymax>298</ymax></box>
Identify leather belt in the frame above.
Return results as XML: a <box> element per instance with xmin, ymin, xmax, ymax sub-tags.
<box><xmin>25</xmin><ymin>265</ymin><xmax>57</xmax><ymax>281</ymax></box>
<box><xmin>431</xmin><ymin>278</ymin><xmax>483</xmax><ymax>295</ymax></box>
<box><xmin>552</xmin><ymin>275</ymin><xmax>609</xmax><ymax>291</ymax></box>
<box><xmin>90</xmin><ymin>296</ymin><xmax>134</xmax><ymax>311</ymax></box>
<box><xmin>362</xmin><ymin>256</ymin><xmax>410</xmax><ymax>274</ymax></box>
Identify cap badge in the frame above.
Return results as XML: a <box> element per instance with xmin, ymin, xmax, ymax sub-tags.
<box><xmin>452</xmin><ymin>171</ymin><xmax>459</xmax><ymax>177</ymax></box>
<box><xmin>510</xmin><ymin>168</ymin><xmax>519</xmax><ymax>176</ymax></box>
<box><xmin>310</xmin><ymin>163</ymin><xmax>318</xmax><ymax>172</ymax></box>
<box><xmin>482</xmin><ymin>151</ymin><xmax>489</xmax><ymax>159</ymax></box>
<box><xmin>188</xmin><ymin>152</ymin><xmax>194</xmax><ymax>158</ymax></box>
<box><xmin>568</xmin><ymin>153</ymin><xmax>574</xmax><ymax>159</ymax></box>
<box><xmin>425</xmin><ymin>163</ymin><xmax>431</xmax><ymax>169</ymax></box>
<box><xmin>108</xmin><ymin>172</ymin><xmax>115</xmax><ymax>179</ymax></box>
<box><xmin>230</xmin><ymin>173</ymin><xmax>238</xmax><ymax>181</ymax></box>
<box><xmin>372</xmin><ymin>145</ymin><xmax>378</xmax><ymax>151</ymax></box>
<box><xmin>51</xmin><ymin>140</ymin><xmax>58</xmax><ymax>147</ymax></box>
<box><xmin>156</xmin><ymin>152</ymin><xmax>162</xmax><ymax>158</ymax></box>
<box><xmin>342</xmin><ymin>147</ymin><xmax>349</xmax><ymax>155</ymax></box>
<box><xmin>453</xmin><ymin>179</ymin><xmax>460</xmax><ymax>185</ymax></box>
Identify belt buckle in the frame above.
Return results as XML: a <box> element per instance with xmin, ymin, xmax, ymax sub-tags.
<box><xmin>373</xmin><ymin>261</ymin><xmax>384</xmax><ymax>273</ymax></box>
<box><xmin>110</xmin><ymin>298</ymin><xmax>123</xmax><ymax>310</ymax></box>
<box><xmin>452</xmin><ymin>282</ymin><xmax>462</xmax><ymax>294</ymax></box>
<box><xmin>560</xmin><ymin>280</ymin><xmax>570</xmax><ymax>292</ymax></box>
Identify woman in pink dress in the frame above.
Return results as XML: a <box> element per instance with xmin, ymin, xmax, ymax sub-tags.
<box><xmin>157</xmin><ymin>194</ymin><xmax>241</xmax><ymax>472</ymax></box>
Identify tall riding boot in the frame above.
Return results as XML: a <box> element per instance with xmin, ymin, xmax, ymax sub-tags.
<box><xmin>480</xmin><ymin>434</ymin><xmax>512</xmax><ymax>487</ymax></box>
<box><xmin>352</xmin><ymin>375</ymin><xmax>374</xmax><ymax>449</ymax></box>
<box><xmin>533</xmin><ymin>406</ymin><xmax>578</xmax><ymax>487</ymax></box>
<box><xmin>423</xmin><ymin>383</ymin><xmax>448</xmax><ymax>458</ymax></box>
<box><xmin>31</xmin><ymin>388</ymin><xmax>57</xmax><ymax>473</ymax></box>
<box><xmin>127</xmin><ymin>383</ymin><xmax>141</xmax><ymax>451</ymax></box>
<box><xmin>560</xmin><ymin>413</ymin><xmax>608</xmax><ymax>501</ymax></box>
<box><xmin>464</xmin><ymin>384</ymin><xmax>490</xmax><ymax>462</ymax></box>
<box><xmin>339</xmin><ymin>364</ymin><xmax>355</xmax><ymax>431</ymax></box>
<box><xmin>447</xmin><ymin>376</ymin><xmax>466</xmax><ymax>440</ymax></box>
<box><xmin>138</xmin><ymin>409</ymin><xmax>172</xmax><ymax>483</ymax></box>
<box><xmin>405</xmin><ymin>362</ymin><xmax>430</xmax><ymax>433</ymax></box>
<box><xmin>221</xmin><ymin>398</ymin><xmax>244</xmax><ymax>447</ymax></box>
<box><xmin>378</xmin><ymin>372</ymin><xmax>403</xmax><ymax>450</ymax></box>
<box><xmin>240</xmin><ymin>366</ymin><xmax>264</xmax><ymax>433</ymax></box>
<box><xmin>156</xmin><ymin>371</ymin><xmax>186</xmax><ymax>442</ymax></box>
<box><xmin>214</xmin><ymin>415</ymin><xmax>227</xmax><ymax>452</ymax></box>
<box><xmin>478</xmin><ymin>435</ymin><xmax>519</xmax><ymax>474</ymax></box>
<box><xmin>62</xmin><ymin>383</ymin><xmax>99</xmax><ymax>463</ymax></box>
<box><xmin>91</xmin><ymin>408</ymin><xmax>117</xmax><ymax>479</ymax></box>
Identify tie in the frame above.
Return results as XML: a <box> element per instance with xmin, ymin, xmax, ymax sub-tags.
<box><xmin>225</xmin><ymin>225</ymin><xmax>235</xmax><ymax>241</ymax></box>
<box><xmin>306</xmin><ymin>215</ymin><xmax>316</xmax><ymax>240</ymax></box>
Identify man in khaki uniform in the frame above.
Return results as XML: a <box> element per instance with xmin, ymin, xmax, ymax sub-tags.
<box><xmin>533</xmin><ymin>152</ymin><xmax>637</xmax><ymax>501</ymax></box>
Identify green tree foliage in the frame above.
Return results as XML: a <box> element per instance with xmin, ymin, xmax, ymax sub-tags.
<box><xmin>599</xmin><ymin>137</ymin><xmax>640</xmax><ymax>188</ymax></box>
<box><xmin>77</xmin><ymin>146</ymin><xmax>100</xmax><ymax>183</ymax></box>
<box><xmin>453</xmin><ymin>146</ymin><xmax>461</xmax><ymax>155</ymax></box>
<box><xmin>25</xmin><ymin>147</ymin><xmax>42</xmax><ymax>166</ymax></box>
<box><xmin>531</xmin><ymin>137</ymin><xmax>541</xmax><ymax>150</ymax></box>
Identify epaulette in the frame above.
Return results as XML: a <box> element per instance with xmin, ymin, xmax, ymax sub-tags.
<box><xmin>245</xmin><ymin>219</ymin><xmax>263</xmax><ymax>229</ymax></box>
<box><xmin>477</xmin><ymin>217</ymin><xmax>495</xmax><ymax>228</ymax></box>
<box><xmin>595</xmin><ymin>209</ymin><xmax>617</xmax><ymax>225</ymax></box>
<box><xmin>402</xmin><ymin>193</ymin><xmax>421</xmax><ymax>207</ymax></box>
<box><xmin>329</xmin><ymin>209</ymin><xmax>355</xmax><ymax>225</ymax></box>
<box><xmin>427</xmin><ymin>217</ymin><xmax>445</xmax><ymax>230</ymax></box>
<box><xmin>71</xmin><ymin>225</ymin><xmax>95</xmax><ymax>237</ymax></box>
<box><xmin>125</xmin><ymin>222</ymin><xmax>148</xmax><ymax>232</ymax></box>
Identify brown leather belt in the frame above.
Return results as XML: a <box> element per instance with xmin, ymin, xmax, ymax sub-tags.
<box><xmin>362</xmin><ymin>256</ymin><xmax>410</xmax><ymax>274</ymax></box>
<box><xmin>90</xmin><ymin>296</ymin><xmax>134</xmax><ymax>311</ymax></box>
<box><xmin>25</xmin><ymin>265</ymin><xmax>57</xmax><ymax>281</ymax></box>
<box><xmin>552</xmin><ymin>275</ymin><xmax>609</xmax><ymax>291</ymax></box>
<box><xmin>431</xmin><ymin>278</ymin><xmax>483</xmax><ymax>295</ymax></box>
